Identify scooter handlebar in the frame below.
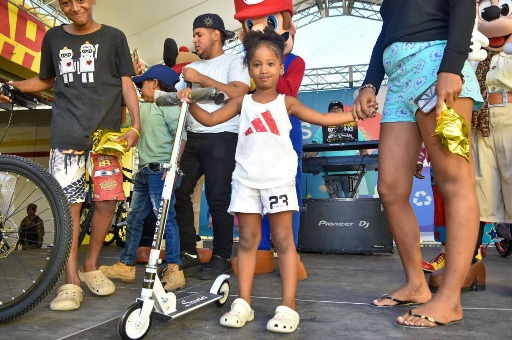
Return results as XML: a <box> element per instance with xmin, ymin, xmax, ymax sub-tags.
<box><xmin>155</xmin><ymin>87</ymin><xmax>225</xmax><ymax>107</ymax></box>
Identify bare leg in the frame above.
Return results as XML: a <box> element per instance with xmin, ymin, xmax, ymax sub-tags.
<box><xmin>371</xmin><ymin>121</ymin><xmax>432</xmax><ymax>307</ymax></box>
<box><xmin>65</xmin><ymin>203</ymin><xmax>82</xmax><ymax>285</ymax></box>
<box><xmin>236</xmin><ymin>213</ymin><xmax>262</xmax><ymax>305</ymax></box>
<box><xmin>268</xmin><ymin>211</ymin><xmax>297</xmax><ymax>310</ymax></box>
<box><xmin>81</xmin><ymin>200</ymin><xmax>116</xmax><ymax>272</ymax></box>
<box><xmin>398</xmin><ymin>98</ymin><xmax>479</xmax><ymax>326</ymax></box>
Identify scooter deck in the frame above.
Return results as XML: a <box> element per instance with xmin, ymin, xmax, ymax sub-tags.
<box><xmin>142</xmin><ymin>291</ymin><xmax>223</xmax><ymax>322</ymax></box>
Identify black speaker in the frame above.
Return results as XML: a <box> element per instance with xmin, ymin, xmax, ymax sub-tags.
<box><xmin>298</xmin><ymin>198</ymin><xmax>394</xmax><ymax>254</ymax></box>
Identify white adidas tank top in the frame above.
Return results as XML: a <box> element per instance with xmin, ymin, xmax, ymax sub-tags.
<box><xmin>232</xmin><ymin>94</ymin><xmax>297</xmax><ymax>189</ymax></box>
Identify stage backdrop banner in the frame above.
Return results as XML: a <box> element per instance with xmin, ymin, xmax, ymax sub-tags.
<box><xmin>199</xmin><ymin>88</ymin><xmax>435</xmax><ymax>237</ymax></box>
<box><xmin>0</xmin><ymin>0</ymin><xmax>49</xmax><ymax>73</ymax></box>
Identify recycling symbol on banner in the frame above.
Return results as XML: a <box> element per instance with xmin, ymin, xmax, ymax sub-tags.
<box><xmin>412</xmin><ymin>190</ymin><xmax>432</xmax><ymax>206</ymax></box>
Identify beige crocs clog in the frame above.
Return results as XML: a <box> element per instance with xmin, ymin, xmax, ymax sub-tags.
<box><xmin>78</xmin><ymin>269</ymin><xmax>115</xmax><ymax>296</ymax></box>
<box><xmin>50</xmin><ymin>284</ymin><xmax>83</xmax><ymax>311</ymax></box>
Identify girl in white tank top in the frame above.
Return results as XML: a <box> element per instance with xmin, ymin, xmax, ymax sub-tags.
<box><xmin>180</xmin><ymin>27</ymin><xmax>378</xmax><ymax>334</ymax></box>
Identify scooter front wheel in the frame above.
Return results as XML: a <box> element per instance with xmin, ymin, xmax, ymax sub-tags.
<box><xmin>118</xmin><ymin>302</ymin><xmax>152</xmax><ymax>340</ymax></box>
<box><xmin>215</xmin><ymin>279</ymin><xmax>230</xmax><ymax>307</ymax></box>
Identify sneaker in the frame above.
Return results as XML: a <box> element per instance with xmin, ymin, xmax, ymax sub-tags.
<box><xmin>180</xmin><ymin>252</ymin><xmax>201</xmax><ymax>270</ymax></box>
<box><xmin>422</xmin><ymin>252</ymin><xmax>445</xmax><ymax>273</ymax></box>
<box><xmin>197</xmin><ymin>255</ymin><xmax>232</xmax><ymax>280</ymax></box>
<box><xmin>161</xmin><ymin>263</ymin><xmax>186</xmax><ymax>291</ymax></box>
<box><xmin>99</xmin><ymin>261</ymin><xmax>135</xmax><ymax>283</ymax></box>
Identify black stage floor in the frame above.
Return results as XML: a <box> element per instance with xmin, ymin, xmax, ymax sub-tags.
<box><xmin>1</xmin><ymin>244</ymin><xmax>511</xmax><ymax>340</ymax></box>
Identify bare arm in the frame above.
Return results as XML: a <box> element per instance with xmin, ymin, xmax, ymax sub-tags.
<box><xmin>117</xmin><ymin>76</ymin><xmax>140</xmax><ymax>150</ymax></box>
<box><xmin>187</xmin><ymin>95</ymin><xmax>243</xmax><ymax>127</ymax></box>
<box><xmin>0</xmin><ymin>77</ymin><xmax>54</xmax><ymax>103</ymax></box>
<box><xmin>182</xmin><ymin>67</ymin><xmax>249</xmax><ymax>99</ymax></box>
<box><xmin>286</xmin><ymin>96</ymin><xmax>356</xmax><ymax>126</ymax></box>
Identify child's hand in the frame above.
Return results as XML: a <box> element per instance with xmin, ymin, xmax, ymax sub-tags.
<box><xmin>353</xmin><ymin>87</ymin><xmax>377</xmax><ymax>121</ymax></box>
<box><xmin>366</xmin><ymin>101</ymin><xmax>379</xmax><ymax>117</ymax></box>
<box><xmin>177</xmin><ymin>88</ymin><xmax>192</xmax><ymax>103</ymax></box>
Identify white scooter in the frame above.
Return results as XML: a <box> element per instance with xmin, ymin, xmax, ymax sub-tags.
<box><xmin>118</xmin><ymin>88</ymin><xmax>230</xmax><ymax>340</ymax></box>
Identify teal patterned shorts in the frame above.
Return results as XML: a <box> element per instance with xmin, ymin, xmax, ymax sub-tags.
<box><xmin>382</xmin><ymin>40</ymin><xmax>484</xmax><ymax>123</ymax></box>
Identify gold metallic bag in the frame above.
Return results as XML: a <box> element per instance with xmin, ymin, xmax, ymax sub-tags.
<box><xmin>91</xmin><ymin>129</ymin><xmax>127</xmax><ymax>156</ymax></box>
<box><xmin>432</xmin><ymin>104</ymin><xmax>470</xmax><ymax>162</ymax></box>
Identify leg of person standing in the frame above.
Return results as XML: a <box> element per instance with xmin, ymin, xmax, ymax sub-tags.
<box><xmin>196</xmin><ymin>132</ymin><xmax>237</xmax><ymax>279</ymax></box>
<box><xmin>175</xmin><ymin>133</ymin><xmax>203</xmax><ymax>264</ymax></box>
<box><xmin>398</xmin><ymin>98</ymin><xmax>479</xmax><ymax>326</ymax></box>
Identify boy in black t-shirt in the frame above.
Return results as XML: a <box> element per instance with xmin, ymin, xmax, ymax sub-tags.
<box><xmin>0</xmin><ymin>0</ymin><xmax>140</xmax><ymax>311</ymax></box>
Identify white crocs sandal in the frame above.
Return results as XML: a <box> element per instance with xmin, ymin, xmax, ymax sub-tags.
<box><xmin>267</xmin><ymin>305</ymin><xmax>300</xmax><ymax>333</ymax></box>
<box><xmin>220</xmin><ymin>298</ymin><xmax>255</xmax><ymax>328</ymax></box>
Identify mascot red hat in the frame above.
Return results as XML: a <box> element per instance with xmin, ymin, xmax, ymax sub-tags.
<box><xmin>234</xmin><ymin>0</ymin><xmax>294</xmax><ymax>21</ymax></box>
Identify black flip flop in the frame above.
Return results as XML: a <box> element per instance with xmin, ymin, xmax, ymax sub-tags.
<box><xmin>370</xmin><ymin>294</ymin><xmax>421</xmax><ymax>308</ymax></box>
<box><xmin>395</xmin><ymin>309</ymin><xmax>464</xmax><ymax>328</ymax></box>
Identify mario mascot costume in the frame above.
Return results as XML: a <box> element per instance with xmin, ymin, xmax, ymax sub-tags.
<box><xmin>429</xmin><ymin>0</ymin><xmax>512</xmax><ymax>290</ymax></box>
<box><xmin>232</xmin><ymin>0</ymin><xmax>307</xmax><ymax>279</ymax></box>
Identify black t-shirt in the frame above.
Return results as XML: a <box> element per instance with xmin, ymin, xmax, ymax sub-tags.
<box><xmin>363</xmin><ymin>0</ymin><xmax>475</xmax><ymax>93</ymax></box>
<box><xmin>39</xmin><ymin>25</ymin><xmax>135</xmax><ymax>150</ymax></box>
<box><xmin>322</xmin><ymin>122</ymin><xmax>358</xmax><ymax>143</ymax></box>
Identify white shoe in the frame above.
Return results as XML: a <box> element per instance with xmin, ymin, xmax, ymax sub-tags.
<box><xmin>220</xmin><ymin>298</ymin><xmax>254</xmax><ymax>328</ymax></box>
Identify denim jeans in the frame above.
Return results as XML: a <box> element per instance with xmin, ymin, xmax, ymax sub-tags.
<box><xmin>121</xmin><ymin>167</ymin><xmax>182</xmax><ymax>265</ymax></box>
<box><xmin>324</xmin><ymin>174</ymin><xmax>351</xmax><ymax>198</ymax></box>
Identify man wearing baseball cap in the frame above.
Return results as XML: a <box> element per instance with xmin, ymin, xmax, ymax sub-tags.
<box><xmin>193</xmin><ymin>13</ymin><xmax>235</xmax><ymax>43</ymax></box>
<box><xmin>174</xmin><ymin>13</ymin><xmax>251</xmax><ymax>280</ymax></box>
<box><xmin>305</xmin><ymin>100</ymin><xmax>368</xmax><ymax>198</ymax></box>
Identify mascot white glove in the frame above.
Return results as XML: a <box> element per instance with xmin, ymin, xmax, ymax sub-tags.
<box><xmin>504</xmin><ymin>42</ymin><xmax>512</xmax><ymax>54</ymax></box>
<box><xmin>468</xmin><ymin>17</ymin><xmax>489</xmax><ymax>62</ymax></box>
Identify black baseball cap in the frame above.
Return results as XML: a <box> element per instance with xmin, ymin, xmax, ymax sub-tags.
<box><xmin>193</xmin><ymin>13</ymin><xmax>234</xmax><ymax>39</ymax></box>
<box><xmin>328</xmin><ymin>101</ymin><xmax>344</xmax><ymax>111</ymax></box>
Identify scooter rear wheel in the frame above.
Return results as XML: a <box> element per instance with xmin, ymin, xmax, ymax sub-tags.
<box><xmin>118</xmin><ymin>301</ymin><xmax>152</xmax><ymax>340</ymax></box>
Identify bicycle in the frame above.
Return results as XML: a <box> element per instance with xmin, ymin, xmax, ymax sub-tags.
<box><xmin>0</xmin><ymin>83</ymin><xmax>73</xmax><ymax>323</ymax></box>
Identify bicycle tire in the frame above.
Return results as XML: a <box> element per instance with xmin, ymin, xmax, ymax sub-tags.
<box><xmin>0</xmin><ymin>155</ymin><xmax>72</xmax><ymax>323</ymax></box>
<box><xmin>78</xmin><ymin>201</ymin><xmax>94</xmax><ymax>246</ymax></box>
<box><xmin>495</xmin><ymin>239</ymin><xmax>512</xmax><ymax>257</ymax></box>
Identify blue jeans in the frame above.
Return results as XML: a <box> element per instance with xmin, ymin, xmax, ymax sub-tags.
<box><xmin>120</xmin><ymin>167</ymin><xmax>182</xmax><ymax>265</ymax></box>
<box><xmin>324</xmin><ymin>175</ymin><xmax>351</xmax><ymax>198</ymax></box>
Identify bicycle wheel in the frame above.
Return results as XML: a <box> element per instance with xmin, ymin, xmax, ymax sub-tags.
<box><xmin>495</xmin><ymin>239</ymin><xmax>512</xmax><ymax>257</ymax></box>
<box><xmin>494</xmin><ymin>223</ymin><xmax>512</xmax><ymax>257</ymax></box>
<box><xmin>0</xmin><ymin>155</ymin><xmax>72</xmax><ymax>323</ymax></box>
<box><xmin>78</xmin><ymin>200</ymin><xmax>94</xmax><ymax>246</ymax></box>
<box><xmin>114</xmin><ymin>202</ymin><xmax>128</xmax><ymax>248</ymax></box>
